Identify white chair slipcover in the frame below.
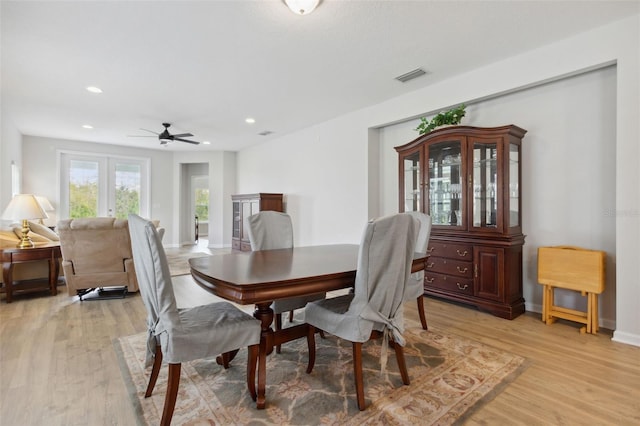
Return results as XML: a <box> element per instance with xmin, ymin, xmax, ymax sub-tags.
<box><xmin>128</xmin><ymin>214</ymin><xmax>261</xmax><ymax>426</ymax></box>
<box><xmin>245</xmin><ymin>211</ymin><xmax>326</xmax><ymax>342</ymax></box>
<box><xmin>405</xmin><ymin>211</ymin><xmax>432</xmax><ymax>329</ymax></box>
<box><xmin>304</xmin><ymin>213</ymin><xmax>418</xmax><ymax>410</ymax></box>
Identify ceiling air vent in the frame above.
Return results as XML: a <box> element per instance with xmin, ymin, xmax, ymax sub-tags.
<box><xmin>395</xmin><ymin>68</ymin><xmax>428</xmax><ymax>83</ymax></box>
<box><xmin>258</xmin><ymin>130</ymin><xmax>273</xmax><ymax>136</ymax></box>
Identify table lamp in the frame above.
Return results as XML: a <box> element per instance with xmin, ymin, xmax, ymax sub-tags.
<box><xmin>35</xmin><ymin>195</ymin><xmax>55</xmax><ymax>225</ymax></box>
<box><xmin>2</xmin><ymin>194</ymin><xmax>49</xmax><ymax>248</ymax></box>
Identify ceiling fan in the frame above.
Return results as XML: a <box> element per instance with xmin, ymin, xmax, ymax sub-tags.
<box><xmin>131</xmin><ymin>123</ymin><xmax>201</xmax><ymax>145</ymax></box>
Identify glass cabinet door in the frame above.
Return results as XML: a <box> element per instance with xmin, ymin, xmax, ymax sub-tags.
<box><xmin>401</xmin><ymin>150</ymin><xmax>421</xmax><ymax>212</ymax></box>
<box><xmin>472</xmin><ymin>141</ymin><xmax>499</xmax><ymax>229</ymax></box>
<box><xmin>508</xmin><ymin>143</ymin><xmax>520</xmax><ymax>228</ymax></box>
<box><xmin>428</xmin><ymin>141</ymin><xmax>463</xmax><ymax>227</ymax></box>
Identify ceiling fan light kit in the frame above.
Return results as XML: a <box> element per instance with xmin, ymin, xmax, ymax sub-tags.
<box><xmin>284</xmin><ymin>0</ymin><xmax>320</xmax><ymax>16</ymax></box>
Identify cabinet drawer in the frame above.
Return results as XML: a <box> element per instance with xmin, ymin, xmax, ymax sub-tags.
<box><xmin>425</xmin><ymin>272</ymin><xmax>474</xmax><ymax>296</ymax></box>
<box><xmin>240</xmin><ymin>242</ymin><xmax>252</xmax><ymax>252</ymax></box>
<box><xmin>425</xmin><ymin>257</ymin><xmax>472</xmax><ymax>278</ymax></box>
<box><xmin>427</xmin><ymin>241</ymin><xmax>473</xmax><ymax>260</ymax></box>
<box><xmin>231</xmin><ymin>239</ymin><xmax>241</xmax><ymax>250</ymax></box>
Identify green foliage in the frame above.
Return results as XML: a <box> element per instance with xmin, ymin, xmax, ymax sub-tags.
<box><xmin>415</xmin><ymin>104</ymin><xmax>466</xmax><ymax>135</ymax></box>
<box><xmin>69</xmin><ymin>182</ymin><xmax>98</xmax><ymax>218</ymax></box>
<box><xmin>69</xmin><ymin>182</ymin><xmax>139</xmax><ymax>219</ymax></box>
<box><xmin>195</xmin><ymin>188</ymin><xmax>209</xmax><ymax>221</ymax></box>
<box><xmin>115</xmin><ymin>185</ymin><xmax>140</xmax><ymax>219</ymax></box>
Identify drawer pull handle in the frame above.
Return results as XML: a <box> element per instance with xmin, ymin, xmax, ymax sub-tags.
<box><xmin>456</xmin><ymin>266</ymin><xmax>468</xmax><ymax>273</ymax></box>
<box><xmin>456</xmin><ymin>283</ymin><xmax>468</xmax><ymax>290</ymax></box>
<box><xmin>427</xmin><ymin>247</ymin><xmax>435</xmax><ymax>253</ymax></box>
<box><xmin>426</xmin><ymin>262</ymin><xmax>435</xmax><ymax>268</ymax></box>
<box><xmin>456</xmin><ymin>250</ymin><xmax>468</xmax><ymax>257</ymax></box>
<box><xmin>426</xmin><ymin>277</ymin><xmax>435</xmax><ymax>283</ymax></box>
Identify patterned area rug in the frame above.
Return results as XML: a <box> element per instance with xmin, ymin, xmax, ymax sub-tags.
<box><xmin>164</xmin><ymin>250</ymin><xmax>211</xmax><ymax>276</ymax></box>
<box><xmin>114</xmin><ymin>320</ymin><xmax>526</xmax><ymax>425</ymax></box>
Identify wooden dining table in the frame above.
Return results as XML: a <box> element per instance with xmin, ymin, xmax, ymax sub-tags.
<box><xmin>189</xmin><ymin>243</ymin><xmax>427</xmax><ymax>409</ymax></box>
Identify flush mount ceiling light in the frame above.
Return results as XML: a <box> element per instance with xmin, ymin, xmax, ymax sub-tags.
<box><xmin>245</xmin><ymin>117</ymin><xmax>256</xmax><ymax>124</ymax></box>
<box><xmin>82</xmin><ymin>124</ymin><xmax>93</xmax><ymax>129</ymax></box>
<box><xmin>86</xmin><ymin>86</ymin><xmax>102</xmax><ymax>93</ymax></box>
<box><xmin>284</xmin><ymin>0</ymin><xmax>320</xmax><ymax>15</ymax></box>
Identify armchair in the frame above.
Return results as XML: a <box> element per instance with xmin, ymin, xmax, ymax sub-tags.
<box><xmin>57</xmin><ymin>217</ymin><xmax>138</xmax><ymax>300</ymax></box>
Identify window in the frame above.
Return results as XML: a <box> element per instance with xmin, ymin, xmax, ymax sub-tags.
<box><xmin>60</xmin><ymin>152</ymin><xmax>149</xmax><ymax>219</ymax></box>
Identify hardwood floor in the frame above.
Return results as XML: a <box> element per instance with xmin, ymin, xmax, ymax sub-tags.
<box><xmin>1</xmin><ymin>253</ymin><xmax>638</xmax><ymax>425</ymax></box>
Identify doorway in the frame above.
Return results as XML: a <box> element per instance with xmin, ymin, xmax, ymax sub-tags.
<box><xmin>179</xmin><ymin>162</ymin><xmax>209</xmax><ymax>246</ymax></box>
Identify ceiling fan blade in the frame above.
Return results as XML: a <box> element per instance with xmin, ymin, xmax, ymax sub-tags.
<box><xmin>140</xmin><ymin>128</ymin><xmax>160</xmax><ymax>135</ymax></box>
<box><xmin>171</xmin><ymin>133</ymin><xmax>193</xmax><ymax>138</ymax></box>
<box><xmin>173</xmin><ymin>137</ymin><xmax>200</xmax><ymax>145</ymax></box>
<box><xmin>127</xmin><ymin>135</ymin><xmax>157</xmax><ymax>138</ymax></box>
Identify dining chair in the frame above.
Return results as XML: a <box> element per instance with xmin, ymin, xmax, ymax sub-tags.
<box><xmin>246</xmin><ymin>210</ymin><xmax>326</xmax><ymax>353</ymax></box>
<box><xmin>405</xmin><ymin>211</ymin><xmax>432</xmax><ymax>329</ymax></box>
<box><xmin>127</xmin><ymin>214</ymin><xmax>261</xmax><ymax>426</ymax></box>
<box><xmin>304</xmin><ymin>213</ymin><xmax>418</xmax><ymax>410</ymax></box>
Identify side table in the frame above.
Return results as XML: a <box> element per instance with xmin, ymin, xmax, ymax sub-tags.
<box><xmin>0</xmin><ymin>243</ymin><xmax>62</xmax><ymax>303</ymax></box>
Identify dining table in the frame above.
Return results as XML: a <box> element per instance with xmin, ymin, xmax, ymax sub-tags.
<box><xmin>189</xmin><ymin>243</ymin><xmax>428</xmax><ymax>409</ymax></box>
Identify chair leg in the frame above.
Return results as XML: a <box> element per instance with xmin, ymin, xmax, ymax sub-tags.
<box><xmin>306</xmin><ymin>325</ymin><xmax>316</xmax><ymax>374</ymax></box>
<box><xmin>275</xmin><ymin>313</ymin><xmax>283</xmax><ymax>354</ymax></box>
<box><xmin>288</xmin><ymin>310</ymin><xmax>294</xmax><ymax>322</ymax></box>
<box><xmin>416</xmin><ymin>296</ymin><xmax>428</xmax><ymax>330</ymax></box>
<box><xmin>160</xmin><ymin>363</ymin><xmax>181</xmax><ymax>426</ymax></box>
<box><xmin>247</xmin><ymin>344</ymin><xmax>259</xmax><ymax>401</ymax></box>
<box><xmin>352</xmin><ymin>342</ymin><xmax>366</xmax><ymax>410</ymax></box>
<box><xmin>392</xmin><ymin>340</ymin><xmax>410</xmax><ymax>386</ymax></box>
<box><xmin>145</xmin><ymin>345</ymin><xmax>163</xmax><ymax>397</ymax></box>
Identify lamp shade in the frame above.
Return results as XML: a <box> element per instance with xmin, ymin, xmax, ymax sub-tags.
<box><xmin>284</xmin><ymin>0</ymin><xmax>320</xmax><ymax>15</ymax></box>
<box><xmin>2</xmin><ymin>194</ymin><xmax>49</xmax><ymax>221</ymax></box>
<box><xmin>35</xmin><ymin>195</ymin><xmax>55</xmax><ymax>212</ymax></box>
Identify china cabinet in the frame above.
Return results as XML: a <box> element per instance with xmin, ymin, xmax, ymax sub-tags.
<box><xmin>231</xmin><ymin>193</ymin><xmax>284</xmax><ymax>251</ymax></box>
<box><xmin>395</xmin><ymin>125</ymin><xmax>526</xmax><ymax>319</ymax></box>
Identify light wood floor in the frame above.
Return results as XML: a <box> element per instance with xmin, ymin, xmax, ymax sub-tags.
<box><xmin>1</xmin><ymin>250</ymin><xmax>639</xmax><ymax>425</ymax></box>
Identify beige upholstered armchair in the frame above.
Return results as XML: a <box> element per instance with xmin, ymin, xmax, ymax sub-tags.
<box><xmin>57</xmin><ymin>217</ymin><xmax>138</xmax><ymax>300</ymax></box>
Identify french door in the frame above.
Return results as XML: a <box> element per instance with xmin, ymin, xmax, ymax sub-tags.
<box><xmin>59</xmin><ymin>152</ymin><xmax>150</xmax><ymax>220</ymax></box>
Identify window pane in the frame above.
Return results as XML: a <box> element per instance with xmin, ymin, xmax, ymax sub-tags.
<box><xmin>114</xmin><ymin>163</ymin><xmax>141</xmax><ymax>219</ymax></box>
<box><xmin>69</xmin><ymin>160</ymin><xmax>98</xmax><ymax>218</ymax></box>
<box><xmin>195</xmin><ymin>188</ymin><xmax>209</xmax><ymax>221</ymax></box>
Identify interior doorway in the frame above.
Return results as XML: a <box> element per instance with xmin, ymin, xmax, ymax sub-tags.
<box><xmin>179</xmin><ymin>162</ymin><xmax>209</xmax><ymax>246</ymax></box>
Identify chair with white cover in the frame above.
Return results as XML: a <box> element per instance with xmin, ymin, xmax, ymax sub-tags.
<box><xmin>127</xmin><ymin>214</ymin><xmax>261</xmax><ymax>426</ymax></box>
<box><xmin>304</xmin><ymin>213</ymin><xmax>418</xmax><ymax>410</ymax></box>
<box><xmin>245</xmin><ymin>210</ymin><xmax>326</xmax><ymax>353</ymax></box>
<box><xmin>405</xmin><ymin>211</ymin><xmax>432</xmax><ymax>329</ymax></box>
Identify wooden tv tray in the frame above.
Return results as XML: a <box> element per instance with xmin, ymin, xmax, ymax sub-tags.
<box><xmin>537</xmin><ymin>246</ymin><xmax>606</xmax><ymax>334</ymax></box>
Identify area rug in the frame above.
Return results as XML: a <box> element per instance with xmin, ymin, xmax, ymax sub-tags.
<box><xmin>164</xmin><ymin>250</ymin><xmax>211</xmax><ymax>276</ymax></box>
<box><xmin>114</xmin><ymin>321</ymin><xmax>527</xmax><ymax>425</ymax></box>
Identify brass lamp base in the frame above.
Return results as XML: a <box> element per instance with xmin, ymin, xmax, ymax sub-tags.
<box><xmin>17</xmin><ymin>219</ymin><xmax>35</xmax><ymax>248</ymax></box>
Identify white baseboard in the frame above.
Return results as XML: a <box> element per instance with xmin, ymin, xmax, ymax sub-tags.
<box><xmin>612</xmin><ymin>331</ymin><xmax>640</xmax><ymax>347</ymax></box>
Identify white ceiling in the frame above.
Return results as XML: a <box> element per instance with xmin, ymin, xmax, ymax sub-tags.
<box><xmin>2</xmin><ymin>0</ymin><xmax>638</xmax><ymax>152</ymax></box>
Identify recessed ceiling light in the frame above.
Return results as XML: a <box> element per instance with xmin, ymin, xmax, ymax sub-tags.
<box><xmin>203</xmin><ymin>141</ymin><xmax>211</xmax><ymax>145</ymax></box>
<box><xmin>82</xmin><ymin>124</ymin><xmax>94</xmax><ymax>129</ymax></box>
<box><xmin>86</xmin><ymin>86</ymin><xmax>103</xmax><ymax>94</ymax></box>
<box><xmin>245</xmin><ymin>118</ymin><xmax>256</xmax><ymax>124</ymax></box>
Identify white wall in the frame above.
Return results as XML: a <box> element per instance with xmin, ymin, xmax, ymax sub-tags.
<box><xmin>237</xmin><ymin>16</ymin><xmax>640</xmax><ymax>345</ymax></box>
